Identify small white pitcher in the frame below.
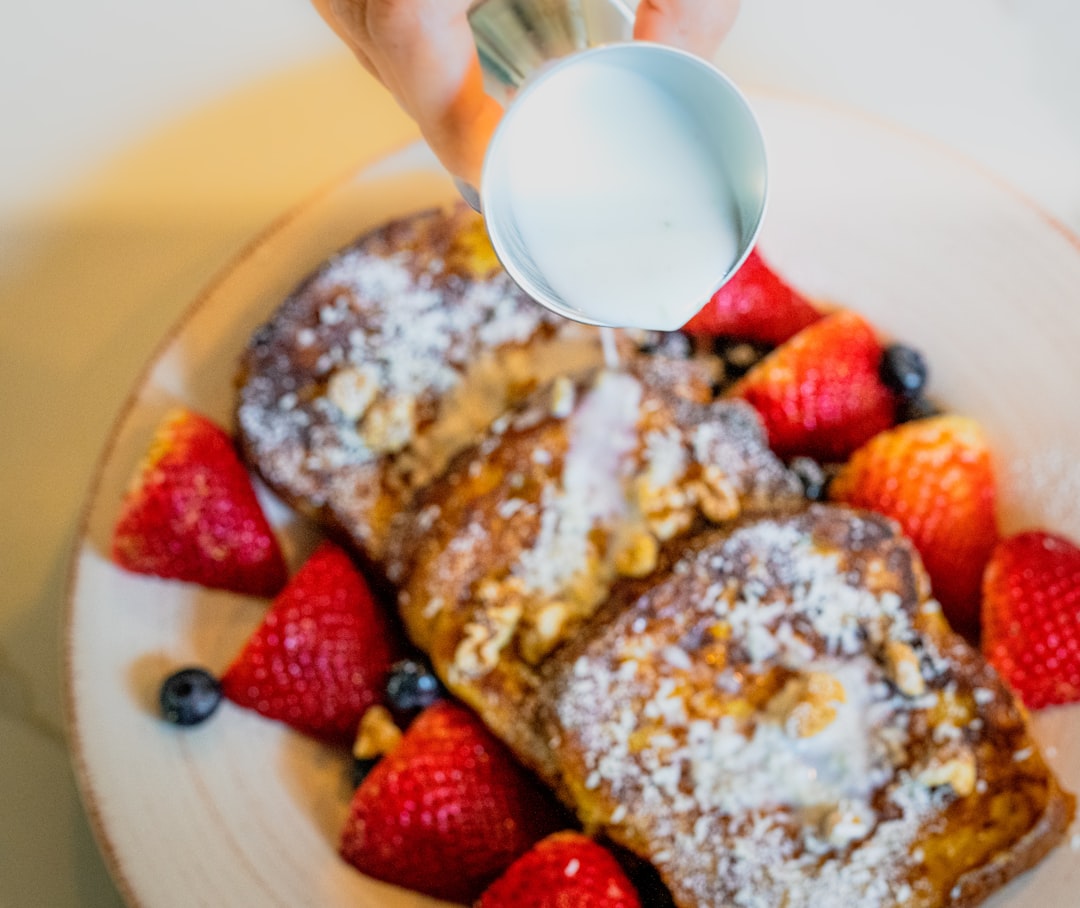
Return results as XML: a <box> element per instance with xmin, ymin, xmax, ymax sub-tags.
<box><xmin>465</xmin><ymin>0</ymin><xmax>768</xmax><ymax>331</ymax></box>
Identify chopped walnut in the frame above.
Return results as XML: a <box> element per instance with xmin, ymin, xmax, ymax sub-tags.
<box><xmin>613</xmin><ymin>528</ymin><xmax>660</xmax><ymax>578</ymax></box>
<box><xmin>361</xmin><ymin>394</ymin><xmax>416</xmax><ymax>454</ymax></box>
<box><xmin>451</xmin><ymin>603</ymin><xmax>523</xmax><ymax>679</ymax></box>
<box><xmin>352</xmin><ymin>705</ymin><xmax>402</xmax><ymax>760</ymax></box>
<box><xmin>633</xmin><ymin>475</ymin><xmax>695</xmax><ymax>541</ymax></box>
<box><xmin>690</xmin><ymin>465</ymin><xmax>741</xmax><ymax>524</ymax></box>
<box><xmin>477</xmin><ymin>575</ymin><xmax>526</xmax><ymax>605</ymax></box>
<box><xmin>563</xmin><ymin>553</ymin><xmax>614</xmax><ymax>615</ymax></box>
<box><xmin>916</xmin><ymin>745</ymin><xmax>977</xmax><ymax>796</ymax></box>
<box><xmin>550</xmin><ymin>376</ymin><xmax>576</xmax><ymax>418</ymax></box>
<box><xmin>326</xmin><ymin>365</ymin><xmax>379</xmax><ymax>421</ymax></box>
<box><xmin>884</xmin><ymin>639</ymin><xmax>926</xmax><ymax>697</ymax></box>
<box><xmin>768</xmin><ymin>671</ymin><xmax>847</xmax><ymax>738</ymax></box>
<box><xmin>520</xmin><ymin>600</ymin><xmax>571</xmax><ymax>664</ymax></box>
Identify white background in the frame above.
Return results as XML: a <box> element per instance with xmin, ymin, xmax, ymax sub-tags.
<box><xmin>2</xmin><ymin>1</ymin><xmax>1078</xmax><ymax>904</ymax></box>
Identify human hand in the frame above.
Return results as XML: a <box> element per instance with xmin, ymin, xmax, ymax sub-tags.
<box><xmin>311</xmin><ymin>0</ymin><xmax>741</xmax><ymax>186</ymax></box>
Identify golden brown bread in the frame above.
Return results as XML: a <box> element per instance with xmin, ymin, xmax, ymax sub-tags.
<box><xmin>234</xmin><ymin>204</ymin><xmax>616</xmax><ymax>566</ymax></box>
<box><xmin>235</xmin><ymin>204</ymin><xmax>1075</xmax><ymax>907</ymax></box>
<box><xmin>536</xmin><ymin>506</ymin><xmax>1074</xmax><ymax>907</ymax></box>
<box><xmin>385</xmin><ymin>366</ymin><xmax>805</xmax><ymax>782</ymax></box>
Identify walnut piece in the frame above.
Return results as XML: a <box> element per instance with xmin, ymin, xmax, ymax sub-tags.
<box><xmin>361</xmin><ymin>394</ymin><xmax>416</xmax><ymax>454</ymax></box>
<box><xmin>884</xmin><ymin>639</ymin><xmax>926</xmax><ymax>697</ymax></box>
<box><xmin>326</xmin><ymin>365</ymin><xmax>378</xmax><ymax>421</ymax></box>
<box><xmin>352</xmin><ymin>704</ymin><xmax>402</xmax><ymax>760</ymax></box>
<box><xmin>451</xmin><ymin>603</ymin><xmax>523</xmax><ymax>679</ymax></box>
<box><xmin>550</xmin><ymin>376</ymin><xmax>576</xmax><ymax>418</ymax></box>
<box><xmin>690</xmin><ymin>465</ymin><xmax>741</xmax><ymax>524</ymax></box>
<box><xmin>916</xmin><ymin>745</ymin><xmax>977</xmax><ymax>797</ymax></box>
<box><xmin>520</xmin><ymin>600</ymin><xmax>571</xmax><ymax>664</ymax></box>
<box><xmin>613</xmin><ymin>528</ymin><xmax>660</xmax><ymax>578</ymax></box>
<box><xmin>768</xmin><ymin>671</ymin><xmax>847</xmax><ymax>738</ymax></box>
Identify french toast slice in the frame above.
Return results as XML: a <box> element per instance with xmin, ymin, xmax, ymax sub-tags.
<box><xmin>234</xmin><ymin>204</ymin><xmax>620</xmax><ymax>565</ymax></box>
<box><xmin>539</xmin><ymin>505</ymin><xmax>1074</xmax><ymax>907</ymax></box>
<box><xmin>385</xmin><ymin>366</ymin><xmax>806</xmax><ymax>790</ymax></box>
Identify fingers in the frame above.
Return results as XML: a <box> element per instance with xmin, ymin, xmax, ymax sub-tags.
<box><xmin>313</xmin><ymin>0</ymin><xmax>501</xmax><ymax>184</ymax></box>
<box><xmin>634</xmin><ymin>0</ymin><xmax>741</xmax><ymax>59</ymax></box>
<box><xmin>367</xmin><ymin>0</ymin><xmax>501</xmax><ymax>185</ymax></box>
<box><xmin>313</xmin><ymin>0</ymin><xmax>742</xmax><ymax>184</ymax></box>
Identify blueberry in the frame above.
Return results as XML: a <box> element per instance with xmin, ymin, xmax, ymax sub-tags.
<box><xmin>879</xmin><ymin>344</ymin><xmax>928</xmax><ymax>397</ymax></box>
<box><xmin>159</xmin><ymin>667</ymin><xmax>222</xmax><ymax>726</ymax></box>
<box><xmin>789</xmin><ymin>456</ymin><xmax>832</xmax><ymax>502</ymax></box>
<box><xmin>385</xmin><ymin>659</ymin><xmax>444</xmax><ymax>721</ymax></box>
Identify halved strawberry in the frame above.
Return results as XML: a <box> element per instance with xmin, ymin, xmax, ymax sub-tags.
<box><xmin>982</xmin><ymin>530</ymin><xmax>1080</xmax><ymax>709</ymax></box>
<box><xmin>829</xmin><ymin>415</ymin><xmax>999</xmax><ymax>637</ymax></box>
<box><xmin>477</xmin><ymin>832</ymin><xmax>642</xmax><ymax>908</ymax></box>
<box><xmin>682</xmin><ymin>248</ymin><xmax>822</xmax><ymax>345</ymax></box>
<box><xmin>112</xmin><ymin>408</ymin><xmax>286</xmax><ymax>596</ymax></box>
<box><xmin>339</xmin><ymin>701</ymin><xmax>567</xmax><ymax>903</ymax></box>
<box><xmin>220</xmin><ymin>540</ymin><xmax>398</xmax><ymax>743</ymax></box>
<box><xmin>727</xmin><ymin>310</ymin><xmax>896</xmax><ymax>461</ymax></box>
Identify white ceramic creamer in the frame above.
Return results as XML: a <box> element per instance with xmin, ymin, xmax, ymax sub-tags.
<box><xmin>479</xmin><ymin>42</ymin><xmax>767</xmax><ymax>332</ymax></box>
<box><xmin>498</xmin><ymin>59</ymin><xmax>741</xmax><ymax>329</ymax></box>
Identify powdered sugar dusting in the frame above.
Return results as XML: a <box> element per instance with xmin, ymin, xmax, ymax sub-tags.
<box><xmin>549</xmin><ymin>509</ymin><xmax>957</xmax><ymax>907</ymax></box>
<box><xmin>235</xmin><ymin>206</ymin><xmax>586</xmax><ymax>559</ymax></box>
<box><xmin>315</xmin><ymin>252</ymin><xmax>542</xmax><ymax>401</ymax></box>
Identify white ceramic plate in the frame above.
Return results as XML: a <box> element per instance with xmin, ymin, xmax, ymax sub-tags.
<box><xmin>66</xmin><ymin>95</ymin><xmax>1080</xmax><ymax>907</ymax></box>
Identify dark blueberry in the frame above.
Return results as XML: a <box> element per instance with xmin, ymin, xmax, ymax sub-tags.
<box><xmin>788</xmin><ymin>456</ymin><xmax>833</xmax><ymax>502</ymax></box>
<box><xmin>385</xmin><ymin>659</ymin><xmax>445</xmax><ymax>720</ymax></box>
<box><xmin>350</xmin><ymin>756</ymin><xmax>381</xmax><ymax>788</ymax></box>
<box><xmin>896</xmin><ymin>394</ymin><xmax>942</xmax><ymax>424</ymax></box>
<box><xmin>879</xmin><ymin>344</ymin><xmax>928</xmax><ymax>397</ymax></box>
<box><xmin>159</xmin><ymin>667</ymin><xmax>222</xmax><ymax>726</ymax></box>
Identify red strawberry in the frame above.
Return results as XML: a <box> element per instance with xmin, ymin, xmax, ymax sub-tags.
<box><xmin>682</xmin><ymin>248</ymin><xmax>822</xmax><ymax>345</ymax></box>
<box><xmin>477</xmin><ymin>832</ymin><xmax>642</xmax><ymax>908</ymax></box>
<box><xmin>982</xmin><ymin>530</ymin><xmax>1080</xmax><ymax>709</ymax></box>
<box><xmin>340</xmin><ymin>701</ymin><xmax>567</xmax><ymax>903</ymax></box>
<box><xmin>112</xmin><ymin>408</ymin><xmax>286</xmax><ymax>596</ymax></box>
<box><xmin>829</xmin><ymin>415</ymin><xmax>999</xmax><ymax>637</ymax></box>
<box><xmin>727</xmin><ymin>310</ymin><xmax>896</xmax><ymax>461</ymax></box>
<box><xmin>220</xmin><ymin>540</ymin><xmax>398</xmax><ymax>743</ymax></box>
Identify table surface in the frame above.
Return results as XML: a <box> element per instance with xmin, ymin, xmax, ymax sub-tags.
<box><xmin>2</xmin><ymin>1</ymin><xmax>1079</xmax><ymax>905</ymax></box>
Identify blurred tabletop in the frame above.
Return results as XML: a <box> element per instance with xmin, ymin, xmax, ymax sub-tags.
<box><xmin>2</xmin><ymin>1</ymin><xmax>1079</xmax><ymax>905</ymax></box>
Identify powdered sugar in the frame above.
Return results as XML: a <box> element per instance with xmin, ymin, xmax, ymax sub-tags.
<box><xmin>235</xmin><ymin>206</ymin><xmax>597</xmax><ymax>560</ymax></box>
<box><xmin>549</xmin><ymin>509</ymin><xmax>956</xmax><ymax>907</ymax></box>
<box><xmin>513</xmin><ymin>372</ymin><xmax>642</xmax><ymax>596</ymax></box>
